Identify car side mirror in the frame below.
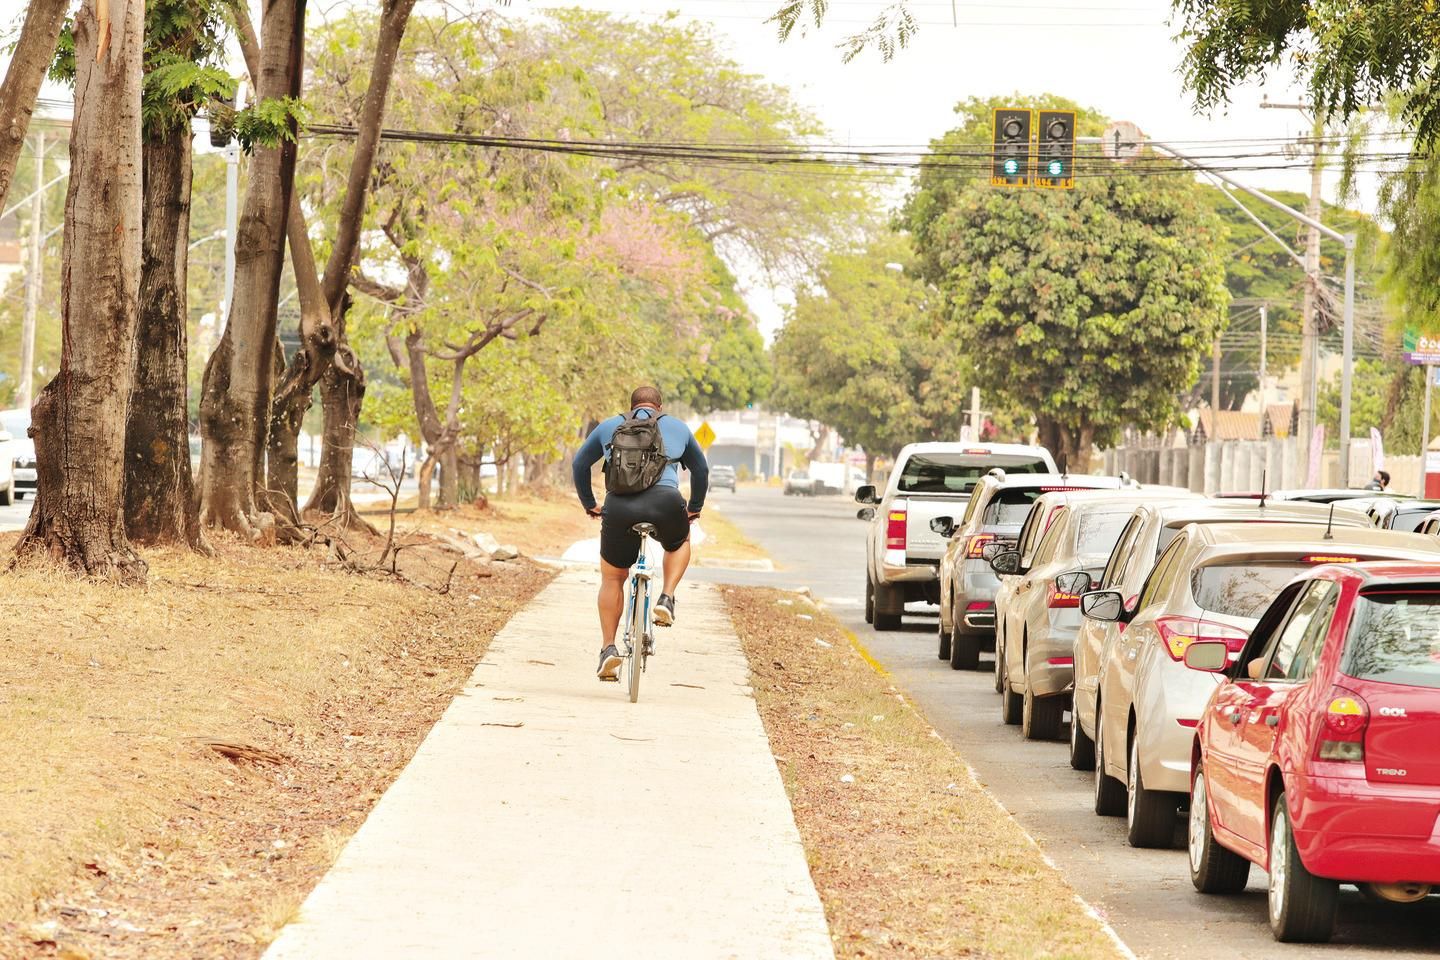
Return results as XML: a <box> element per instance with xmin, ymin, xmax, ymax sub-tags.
<box><xmin>1055</xmin><ymin>571</ymin><xmax>1092</xmax><ymax>596</ymax></box>
<box><xmin>1183</xmin><ymin>641</ymin><xmax>1229</xmax><ymax>673</ymax></box>
<box><xmin>929</xmin><ymin>516</ymin><xmax>955</xmax><ymax>538</ymax></box>
<box><xmin>990</xmin><ymin>550</ymin><xmax>1021</xmax><ymax>576</ymax></box>
<box><xmin>1081</xmin><ymin>590</ymin><xmax>1125</xmax><ymax>622</ymax></box>
<box><xmin>856</xmin><ymin>507</ymin><xmax>876</xmax><ymax>522</ymax></box>
<box><xmin>854</xmin><ymin>484</ymin><xmax>878</xmax><ymax>505</ymax></box>
<box><xmin>980</xmin><ymin>542</ymin><xmax>1003</xmax><ymax>562</ymax></box>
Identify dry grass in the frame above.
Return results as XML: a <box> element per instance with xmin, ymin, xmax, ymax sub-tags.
<box><xmin>695</xmin><ymin>504</ymin><xmax>772</xmax><ymax>566</ymax></box>
<box><xmin>358</xmin><ymin>489</ymin><xmax>594</xmax><ymax>560</ymax></box>
<box><xmin>725</xmin><ymin>588</ymin><xmax>1121</xmax><ymax>960</ymax></box>
<box><xmin>0</xmin><ymin>534</ymin><xmax>548</xmax><ymax>959</ymax></box>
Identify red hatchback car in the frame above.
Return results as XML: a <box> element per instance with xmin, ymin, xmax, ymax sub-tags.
<box><xmin>1184</xmin><ymin>561</ymin><xmax>1440</xmax><ymax>942</ymax></box>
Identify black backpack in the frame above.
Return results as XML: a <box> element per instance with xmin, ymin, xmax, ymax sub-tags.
<box><xmin>603</xmin><ymin>412</ymin><xmax>669</xmax><ymax>495</ymax></box>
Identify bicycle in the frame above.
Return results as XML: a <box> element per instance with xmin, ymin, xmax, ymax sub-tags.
<box><xmin>618</xmin><ymin>522</ymin><xmax>658</xmax><ymax>703</ymax></box>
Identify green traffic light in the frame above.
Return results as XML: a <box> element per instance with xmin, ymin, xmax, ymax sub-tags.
<box><xmin>1003</xmin><ymin>158</ymin><xmax>1019</xmax><ymax>175</ymax></box>
<box><xmin>1047</xmin><ymin>159</ymin><xmax>1064</xmax><ymax>176</ymax></box>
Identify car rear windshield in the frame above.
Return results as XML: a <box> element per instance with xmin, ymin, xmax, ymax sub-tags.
<box><xmin>982</xmin><ymin>488</ymin><xmax>1044</xmax><ymax>526</ymax></box>
<box><xmin>1190</xmin><ymin>561</ymin><xmax>1308</xmax><ymax>618</ymax></box>
<box><xmin>896</xmin><ymin>454</ymin><xmax>1047</xmax><ymax>494</ymax></box>
<box><xmin>1075</xmin><ymin>511</ymin><xmax>1134</xmax><ymax>555</ymax></box>
<box><xmin>1392</xmin><ymin>509</ymin><xmax>1435</xmax><ymax>534</ymax></box>
<box><xmin>1344</xmin><ymin>592</ymin><xmax>1440</xmax><ymax>690</ymax></box>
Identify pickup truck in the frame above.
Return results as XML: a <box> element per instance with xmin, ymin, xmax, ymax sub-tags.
<box><xmin>856</xmin><ymin>442</ymin><xmax>1056</xmax><ymax>631</ymax></box>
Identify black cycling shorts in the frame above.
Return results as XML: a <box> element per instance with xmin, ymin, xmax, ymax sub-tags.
<box><xmin>600</xmin><ymin>485</ymin><xmax>690</xmax><ymax>568</ymax></box>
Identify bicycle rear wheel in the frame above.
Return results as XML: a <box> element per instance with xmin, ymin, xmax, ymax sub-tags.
<box><xmin>627</xmin><ymin>577</ymin><xmax>648</xmax><ymax>703</ymax></box>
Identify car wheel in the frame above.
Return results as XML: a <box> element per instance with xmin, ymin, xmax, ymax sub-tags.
<box><xmin>1268</xmin><ymin>791</ymin><xmax>1337</xmax><ymax>943</ymax></box>
<box><xmin>1093</xmin><ymin>712</ymin><xmax>1126</xmax><ymax>817</ymax></box>
<box><xmin>1188</xmin><ymin>761</ymin><xmax>1250</xmax><ymax>894</ymax></box>
<box><xmin>0</xmin><ymin>476</ymin><xmax>12</xmax><ymax>507</ymax></box>
<box><xmin>873</xmin><ymin>582</ymin><xmax>902</xmax><ymax>631</ymax></box>
<box><xmin>937</xmin><ymin>614</ymin><xmax>952</xmax><ymax>661</ymax></box>
<box><xmin>1069</xmin><ymin>706</ymin><xmax>1095</xmax><ymax>771</ymax></box>
<box><xmin>1127</xmin><ymin>734</ymin><xmax>1178</xmax><ymax>848</ymax></box>
<box><xmin>1000</xmin><ymin>655</ymin><xmax>1022</xmax><ymax>725</ymax></box>
<box><xmin>993</xmin><ymin>628</ymin><xmax>1006</xmax><ymax>692</ymax></box>
<box><xmin>950</xmin><ymin>628</ymin><xmax>979</xmax><ymax>671</ymax></box>
<box><xmin>864</xmin><ymin>575</ymin><xmax>875</xmax><ymax>625</ymax></box>
<box><xmin>1022</xmin><ymin>682</ymin><xmax>1064</xmax><ymax>741</ymax></box>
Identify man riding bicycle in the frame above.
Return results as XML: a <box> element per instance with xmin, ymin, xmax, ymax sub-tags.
<box><xmin>572</xmin><ymin>386</ymin><xmax>710</xmax><ymax>681</ymax></box>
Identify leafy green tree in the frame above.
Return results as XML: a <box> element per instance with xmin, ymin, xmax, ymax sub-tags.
<box><xmin>1318</xmin><ymin>359</ymin><xmax>1430</xmax><ymax>456</ymax></box>
<box><xmin>772</xmin><ymin>234</ymin><xmax>964</xmax><ymax>476</ymax></box>
<box><xmin>902</xmin><ymin>96</ymin><xmax>1230</xmax><ymax>469</ymax></box>
<box><xmin>1172</xmin><ymin>1</ymin><xmax>1440</xmax><ymax>147</ymax></box>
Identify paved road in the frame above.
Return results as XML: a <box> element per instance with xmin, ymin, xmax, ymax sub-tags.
<box><xmin>701</xmin><ymin>486</ymin><xmax>1440</xmax><ymax>960</ymax></box>
<box><xmin>0</xmin><ymin>493</ymin><xmax>33</xmax><ymax>532</ymax></box>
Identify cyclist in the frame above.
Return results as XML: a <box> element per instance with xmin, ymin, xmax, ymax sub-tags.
<box><xmin>572</xmin><ymin>386</ymin><xmax>709</xmax><ymax>681</ymax></box>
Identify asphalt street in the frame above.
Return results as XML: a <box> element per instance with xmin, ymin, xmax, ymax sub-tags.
<box><xmin>700</xmin><ymin>485</ymin><xmax>1440</xmax><ymax>960</ymax></box>
<box><xmin>0</xmin><ymin>492</ymin><xmax>33</xmax><ymax>532</ymax></box>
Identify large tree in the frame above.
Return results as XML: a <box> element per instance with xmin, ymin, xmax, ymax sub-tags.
<box><xmin>122</xmin><ymin>0</ymin><xmax>233</xmax><ymax>548</ymax></box>
<box><xmin>902</xmin><ymin>97</ymin><xmax>1230</xmax><ymax>470</ymax></box>
<box><xmin>0</xmin><ymin>0</ymin><xmax>69</xmax><ymax>210</ymax></box>
<box><xmin>772</xmin><ymin>234</ymin><xmax>965</xmax><ymax>477</ymax></box>
<box><xmin>15</xmin><ymin>0</ymin><xmax>147</xmax><ymax>582</ymax></box>
<box><xmin>195</xmin><ymin>0</ymin><xmax>305</xmax><ymax>539</ymax></box>
<box><xmin>1172</xmin><ymin>1</ymin><xmax>1440</xmax><ymax>147</ymax></box>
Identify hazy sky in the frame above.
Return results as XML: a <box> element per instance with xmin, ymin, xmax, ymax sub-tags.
<box><xmin>5</xmin><ymin>0</ymin><xmax>1394</xmax><ymax>335</ymax></box>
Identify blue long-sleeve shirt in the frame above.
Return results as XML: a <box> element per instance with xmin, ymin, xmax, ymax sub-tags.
<box><xmin>572</xmin><ymin>408</ymin><xmax>709</xmax><ymax>512</ymax></box>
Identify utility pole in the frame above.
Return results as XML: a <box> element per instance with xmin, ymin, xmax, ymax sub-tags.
<box><xmin>1259</xmin><ymin>99</ymin><xmax>1325</xmax><ymax>477</ymax></box>
<box><xmin>18</xmin><ymin>130</ymin><xmax>45</xmax><ymax>409</ymax></box>
<box><xmin>1212</xmin><ymin>337</ymin><xmax>1221</xmax><ymax>413</ymax></box>
<box><xmin>1300</xmin><ymin>116</ymin><xmax>1324</xmax><ymax>463</ymax></box>
<box><xmin>1258</xmin><ymin>303</ymin><xmax>1268</xmax><ymax>412</ymax></box>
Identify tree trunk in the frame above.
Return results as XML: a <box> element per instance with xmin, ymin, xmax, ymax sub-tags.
<box><xmin>438</xmin><ymin>442</ymin><xmax>459</xmax><ymax>509</ymax></box>
<box><xmin>0</xmin><ymin>0</ymin><xmax>69</xmax><ymax>210</ymax></box>
<box><xmin>197</xmin><ymin>0</ymin><xmax>305</xmax><ymax>537</ymax></box>
<box><xmin>259</xmin><ymin>0</ymin><xmax>416</xmax><ymax>521</ymax></box>
<box><xmin>16</xmin><ymin>0</ymin><xmax>147</xmax><ymax>583</ymax></box>
<box><xmin>417</xmin><ymin>453</ymin><xmax>438</xmax><ymax>510</ymax></box>
<box><xmin>864</xmin><ymin>452</ymin><xmax>876</xmax><ymax>484</ymax></box>
<box><xmin>124</xmin><ymin>123</ymin><xmax>204</xmax><ymax>549</ymax></box>
<box><xmin>458</xmin><ymin>454</ymin><xmax>481</xmax><ymax>501</ymax></box>
<box><xmin>302</xmin><ymin>340</ymin><xmax>373</xmax><ymax>532</ymax></box>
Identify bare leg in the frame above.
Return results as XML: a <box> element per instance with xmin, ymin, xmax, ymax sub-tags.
<box><xmin>598</xmin><ymin>560</ymin><xmax>628</xmax><ymax>650</ymax></box>
<box><xmin>661</xmin><ymin>538</ymin><xmax>691</xmax><ymax>596</ymax></box>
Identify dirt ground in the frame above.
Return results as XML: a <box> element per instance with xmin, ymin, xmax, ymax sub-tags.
<box><xmin>726</xmin><ymin>588</ymin><xmax>1122</xmax><ymax>960</ymax></box>
<box><xmin>0</xmin><ymin>534</ymin><xmax>549</xmax><ymax>960</ymax></box>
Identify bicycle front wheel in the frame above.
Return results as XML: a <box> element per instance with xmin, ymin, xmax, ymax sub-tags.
<box><xmin>627</xmin><ymin>579</ymin><xmax>647</xmax><ymax>703</ymax></box>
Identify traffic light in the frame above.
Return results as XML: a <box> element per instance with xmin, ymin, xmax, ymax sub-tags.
<box><xmin>1036</xmin><ymin>110</ymin><xmax>1075</xmax><ymax>189</ymax></box>
<box><xmin>990</xmin><ymin>108</ymin><xmax>1032</xmax><ymax>188</ymax></box>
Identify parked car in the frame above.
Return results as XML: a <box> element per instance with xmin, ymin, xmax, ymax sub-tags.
<box><xmin>1072</xmin><ymin>499</ymin><xmax>1376</xmax><ymax>776</ymax></box>
<box><xmin>1083</xmin><ymin>522</ymin><xmax>1440</xmax><ymax>849</ymax></box>
<box><xmin>1187</xmin><ymin>561</ymin><xmax>1440</xmax><ymax>942</ymax></box>
<box><xmin>1220</xmin><ymin>489</ymin><xmax>1413</xmax><ymax>505</ymax></box>
<box><xmin>710</xmin><ymin>465</ymin><xmax>737</xmax><ymax>493</ymax></box>
<box><xmin>1339</xmin><ymin>495</ymin><xmax>1440</xmax><ymax>533</ymax></box>
<box><xmin>990</xmin><ymin>488</ymin><xmax>1197</xmax><ymax>740</ymax></box>
<box><xmin>783</xmin><ymin>469</ymin><xmax>815</xmax><ymax>497</ymax></box>
<box><xmin>933</xmin><ymin>470</ymin><xmax>1125</xmax><ymax>670</ymax></box>
<box><xmin>1419</xmin><ymin>509</ymin><xmax>1440</xmax><ymax>537</ymax></box>
<box><xmin>0</xmin><ymin>408</ymin><xmax>29</xmax><ymax>502</ymax></box>
<box><xmin>859</xmin><ymin>442</ymin><xmax>1056</xmax><ymax>631</ymax></box>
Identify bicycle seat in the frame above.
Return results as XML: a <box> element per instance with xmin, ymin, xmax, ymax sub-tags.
<box><xmin>631</xmin><ymin>522</ymin><xmax>658</xmax><ymax>537</ymax></box>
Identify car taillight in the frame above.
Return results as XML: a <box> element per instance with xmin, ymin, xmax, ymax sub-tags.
<box><xmin>1314</xmin><ymin>686</ymin><xmax>1368</xmax><ymax>762</ymax></box>
<box><xmin>1156</xmin><ymin>616</ymin><xmax>1248</xmax><ymax>662</ymax></box>
<box><xmin>1047</xmin><ymin>583</ymin><xmax>1081</xmax><ymax>608</ymax></box>
<box><xmin>966</xmin><ymin>533</ymin><xmax>995</xmax><ymax>559</ymax></box>
<box><xmin>966</xmin><ymin>601</ymin><xmax>993</xmax><ymax>612</ymax></box>
<box><xmin>886</xmin><ymin>508</ymin><xmax>907</xmax><ymax>550</ymax></box>
<box><xmin>1302</xmin><ymin>555</ymin><xmax>1359</xmax><ymax>564</ymax></box>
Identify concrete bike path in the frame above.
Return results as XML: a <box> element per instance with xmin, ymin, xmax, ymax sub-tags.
<box><xmin>264</xmin><ymin>567</ymin><xmax>834</xmax><ymax>959</ymax></box>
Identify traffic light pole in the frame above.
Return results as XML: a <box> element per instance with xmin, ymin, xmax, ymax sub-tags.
<box><xmin>1080</xmin><ymin>135</ymin><xmax>1358</xmax><ymax>487</ymax></box>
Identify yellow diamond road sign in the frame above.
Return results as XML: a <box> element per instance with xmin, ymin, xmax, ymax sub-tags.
<box><xmin>695</xmin><ymin>421</ymin><xmax>716</xmax><ymax>451</ymax></box>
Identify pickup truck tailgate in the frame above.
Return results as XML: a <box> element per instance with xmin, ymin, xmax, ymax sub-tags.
<box><xmin>899</xmin><ymin>496</ymin><xmax>972</xmax><ymax>561</ymax></box>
